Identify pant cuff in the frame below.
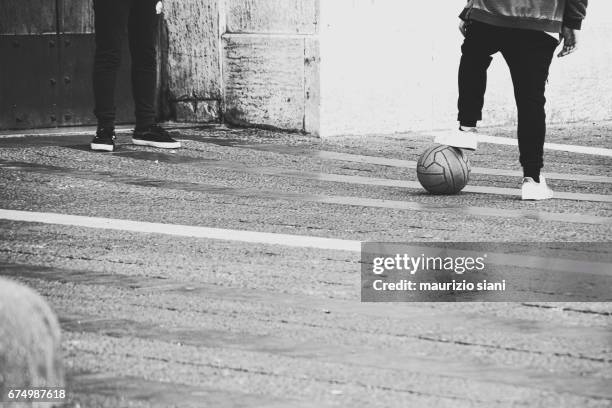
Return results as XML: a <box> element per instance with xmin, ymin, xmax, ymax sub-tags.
<box><xmin>523</xmin><ymin>166</ymin><xmax>541</xmax><ymax>180</ymax></box>
<box><xmin>459</xmin><ymin>120</ymin><xmax>477</xmax><ymax>128</ymax></box>
<box><xmin>97</xmin><ymin>122</ymin><xmax>115</xmax><ymax>130</ymax></box>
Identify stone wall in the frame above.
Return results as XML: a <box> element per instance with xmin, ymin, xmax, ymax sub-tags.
<box><xmin>222</xmin><ymin>0</ymin><xmax>319</xmax><ymax>133</ymax></box>
<box><xmin>161</xmin><ymin>0</ymin><xmax>320</xmax><ymax>132</ymax></box>
<box><xmin>161</xmin><ymin>0</ymin><xmax>222</xmax><ymax>123</ymax></box>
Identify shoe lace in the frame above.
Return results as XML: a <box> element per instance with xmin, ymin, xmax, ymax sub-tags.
<box><xmin>97</xmin><ymin>128</ymin><xmax>116</xmax><ymax>140</ymax></box>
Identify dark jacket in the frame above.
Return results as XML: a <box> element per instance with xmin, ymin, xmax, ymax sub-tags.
<box><xmin>460</xmin><ymin>0</ymin><xmax>588</xmax><ymax>33</ymax></box>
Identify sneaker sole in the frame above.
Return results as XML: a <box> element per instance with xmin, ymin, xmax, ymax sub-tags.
<box><xmin>521</xmin><ymin>191</ymin><xmax>554</xmax><ymax>201</ymax></box>
<box><xmin>132</xmin><ymin>139</ymin><xmax>181</xmax><ymax>149</ymax></box>
<box><xmin>433</xmin><ymin>136</ymin><xmax>477</xmax><ymax>151</ymax></box>
<box><xmin>436</xmin><ymin>143</ymin><xmax>477</xmax><ymax>151</ymax></box>
<box><xmin>521</xmin><ymin>195</ymin><xmax>554</xmax><ymax>201</ymax></box>
<box><xmin>90</xmin><ymin>143</ymin><xmax>114</xmax><ymax>152</ymax></box>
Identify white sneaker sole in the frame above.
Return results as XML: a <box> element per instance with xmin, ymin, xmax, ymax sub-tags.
<box><xmin>522</xmin><ymin>176</ymin><xmax>554</xmax><ymax>201</ymax></box>
<box><xmin>521</xmin><ymin>193</ymin><xmax>554</xmax><ymax>201</ymax></box>
<box><xmin>90</xmin><ymin>143</ymin><xmax>114</xmax><ymax>152</ymax></box>
<box><xmin>521</xmin><ymin>187</ymin><xmax>554</xmax><ymax>201</ymax></box>
<box><xmin>132</xmin><ymin>139</ymin><xmax>181</xmax><ymax>149</ymax></box>
<box><xmin>433</xmin><ymin>132</ymin><xmax>478</xmax><ymax>151</ymax></box>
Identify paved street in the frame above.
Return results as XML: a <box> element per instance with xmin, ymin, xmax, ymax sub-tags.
<box><xmin>0</xmin><ymin>122</ymin><xmax>611</xmax><ymax>407</ymax></box>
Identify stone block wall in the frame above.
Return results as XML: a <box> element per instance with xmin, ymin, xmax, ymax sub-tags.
<box><xmin>161</xmin><ymin>0</ymin><xmax>319</xmax><ymax>132</ymax></box>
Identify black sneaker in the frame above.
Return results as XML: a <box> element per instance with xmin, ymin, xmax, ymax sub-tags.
<box><xmin>132</xmin><ymin>124</ymin><xmax>181</xmax><ymax>149</ymax></box>
<box><xmin>90</xmin><ymin>128</ymin><xmax>116</xmax><ymax>152</ymax></box>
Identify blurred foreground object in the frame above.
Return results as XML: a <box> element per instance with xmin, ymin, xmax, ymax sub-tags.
<box><xmin>0</xmin><ymin>278</ymin><xmax>64</xmax><ymax>407</ymax></box>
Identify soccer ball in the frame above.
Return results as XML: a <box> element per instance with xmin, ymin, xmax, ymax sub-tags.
<box><xmin>417</xmin><ymin>145</ymin><xmax>471</xmax><ymax>194</ymax></box>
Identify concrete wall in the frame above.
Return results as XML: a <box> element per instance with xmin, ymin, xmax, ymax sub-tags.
<box><xmin>319</xmin><ymin>0</ymin><xmax>612</xmax><ymax>136</ymax></box>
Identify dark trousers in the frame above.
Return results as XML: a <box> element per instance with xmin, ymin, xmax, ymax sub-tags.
<box><xmin>93</xmin><ymin>0</ymin><xmax>158</xmax><ymax>129</ymax></box>
<box><xmin>458</xmin><ymin>21</ymin><xmax>558</xmax><ymax>177</ymax></box>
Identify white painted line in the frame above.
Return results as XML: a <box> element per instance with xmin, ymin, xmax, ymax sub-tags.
<box><xmin>482</xmin><ymin>134</ymin><xmax>612</xmax><ymax>157</ymax></box>
<box><xmin>1</xmin><ymin>209</ymin><xmax>609</xmax><ymax>276</ymax></box>
<box><xmin>253</xmin><ymin>166</ymin><xmax>612</xmax><ymax>203</ymax></box>
<box><xmin>542</xmin><ymin>141</ymin><xmax>612</xmax><ymax>157</ymax></box>
<box><xmin>429</xmin><ymin>131</ymin><xmax>612</xmax><ymax>157</ymax></box>
<box><xmin>2</xmin><ymin>160</ymin><xmax>607</xmax><ymax>224</ymax></box>
<box><xmin>309</xmin><ymin>195</ymin><xmax>611</xmax><ymax>224</ymax></box>
<box><xmin>318</xmin><ymin>151</ymin><xmax>413</xmax><ymax>168</ymax></box>
<box><xmin>136</xmin><ymin>154</ymin><xmax>609</xmax><ymax>202</ymax></box>
<box><xmin>0</xmin><ymin>209</ymin><xmax>361</xmax><ymax>252</ymax></box>
<box><xmin>470</xmin><ymin>167</ymin><xmax>612</xmax><ymax>184</ymax></box>
<box><xmin>0</xmin><ymin>123</ymin><xmax>205</xmax><ymax>139</ymax></box>
<box><xmin>316</xmin><ymin>151</ymin><xmax>612</xmax><ymax>184</ymax></box>
<box><xmin>0</xmin><ymin>126</ymin><xmax>134</xmax><ymax>138</ymax></box>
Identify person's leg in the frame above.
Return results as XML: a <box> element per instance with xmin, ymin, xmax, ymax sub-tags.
<box><xmin>502</xmin><ymin>31</ymin><xmax>558</xmax><ymax>182</ymax></box>
<box><xmin>92</xmin><ymin>0</ymin><xmax>131</xmax><ymax>130</ymax></box>
<box><xmin>128</xmin><ymin>0</ymin><xmax>181</xmax><ymax>149</ymax></box>
<box><xmin>128</xmin><ymin>0</ymin><xmax>159</xmax><ymax>130</ymax></box>
<box><xmin>457</xmin><ymin>21</ymin><xmax>501</xmax><ymax>128</ymax></box>
<box><xmin>436</xmin><ymin>21</ymin><xmax>501</xmax><ymax>150</ymax></box>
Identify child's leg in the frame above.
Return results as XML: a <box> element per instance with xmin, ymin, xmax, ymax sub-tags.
<box><xmin>128</xmin><ymin>0</ymin><xmax>159</xmax><ymax>130</ymax></box>
<box><xmin>457</xmin><ymin>21</ymin><xmax>500</xmax><ymax>128</ymax></box>
<box><xmin>92</xmin><ymin>0</ymin><xmax>131</xmax><ymax>130</ymax></box>
<box><xmin>502</xmin><ymin>32</ymin><xmax>558</xmax><ymax>182</ymax></box>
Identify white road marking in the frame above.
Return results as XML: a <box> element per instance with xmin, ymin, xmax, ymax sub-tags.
<box><xmin>2</xmin><ymin>160</ymin><xmax>608</xmax><ymax>224</ymax></box>
<box><xmin>0</xmin><ymin>209</ymin><xmax>609</xmax><ymax>275</ymax></box>
<box><xmin>309</xmin><ymin>171</ymin><xmax>612</xmax><ymax>203</ymax></box>
<box><xmin>481</xmin><ymin>135</ymin><xmax>612</xmax><ymax>157</ymax></box>
<box><xmin>308</xmin><ymin>194</ymin><xmax>611</xmax><ymax>224</ymax></box>
<box><xmin>2</xmin><ymin>126</ymin><xmax>610</xmax><ymax>157</ymax></box>
<box><xmin>0</xmin><ymin>126</ymin><xmax>134</xmax><ymax>138</ymax></box>
<box><xmin>429</xmin><ymin>131</ymin><xmax>612</xmax><ymax>157</ymax></box>
<box><xmin>0</xmin><ymin>124</ymin><xmax>200</xmax><ymax>139</ymax></box>
<box><xmin>0</xmin><ymin>209</ymin><xmax>361</xmax><ymax>252</ymax></box>
<box><xmin>316</xmin><ymin>151</ymin><xmax>612</xmax><ymax>184</ymax></box>
<box><xmin>183</xmin><ymin>160</ymin><xmax>612</xmax><ymax>203</ymax></box>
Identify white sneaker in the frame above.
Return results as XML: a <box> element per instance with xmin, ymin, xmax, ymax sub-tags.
<box><xmin>521</xmin><ymin>177</ymin><xmax>554</xmax><ymax>201</ymax></box>
<box><xmin>433</xmin><ymin>128</ymin><xmax>478</xmax><ymax>151</ymax></box>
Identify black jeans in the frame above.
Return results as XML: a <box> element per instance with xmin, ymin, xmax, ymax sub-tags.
<box><xmin>93</xmin><ymin>0</ymin><xmax>158</xmax><ymax>129</ymax></box>
<box><xmin>458</xmin><ymin>21</ymin><xmax>559</xmax><ymax>177</ymax></box>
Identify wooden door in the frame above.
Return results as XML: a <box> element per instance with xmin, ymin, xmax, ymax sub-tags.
<box><xmin>0</xmin><ymin>0</ymin><xmax>136</xmax><ymax>130</ymax></box>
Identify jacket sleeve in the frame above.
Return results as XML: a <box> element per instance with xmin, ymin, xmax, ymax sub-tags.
<box><xmin>564</xmin><ymin>0</ymin><xmax>588</xmax><ymax>30</ymax></box>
